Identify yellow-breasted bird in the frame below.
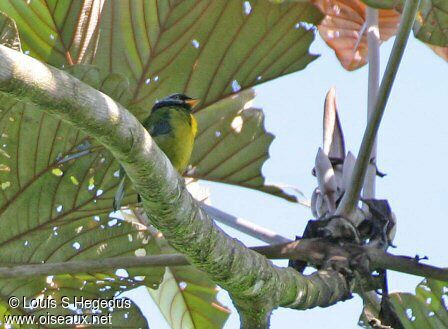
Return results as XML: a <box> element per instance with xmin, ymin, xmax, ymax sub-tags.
<box><xmin>113</xmin><ymin>93</ymin><xmax>199</xmax><ymax>211</ymax></box>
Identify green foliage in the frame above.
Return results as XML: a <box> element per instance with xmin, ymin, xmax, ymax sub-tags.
<box><xmin>0</xmin><ymin>274</ymin><xmax>150</xmax><ymax>328</ymax></box>
<box><xmin>91</xmin><ymin>0</ymin><xmax>322</xmax><ymax>110</ymax></box>
<box><xmin>192</xmin><ymin>89</ymin><xmax>297</xmax><ymax>200</ymax></box>
<box><xmin>88</xmin><ymin>0</ymin><xmax>321</xmax><ymax>201</ymax></box>
<box><xmin>0</xmin><ymin>0</ymin><xmax>100</xmax><ymax>65</ymax></box>
<box><xmin>414</xmin><ymin>0</ymin><xmax>448</xmax><ymax>47</ymax></box>
<box><xmin>148</xmin><ymin>266</ymin><xmax>230</xmax><ymax>329</ymax></box>
<box><xmin>391</xmin><ymin>279</ymin><xmax>448</xmax><ymax>328</ymax></box>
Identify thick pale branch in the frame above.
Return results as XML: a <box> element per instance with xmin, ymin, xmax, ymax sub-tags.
<box><xmin>0</xmin><ymin>45</ymin><xmax>351</xmax><ymax>315</ymax></box>
<box><xmin>337</xmin><ymin>0</ymin><xmax>420</xmax><ymax>219</ymax></box>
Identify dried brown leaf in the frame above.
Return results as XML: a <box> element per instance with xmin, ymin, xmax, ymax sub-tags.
<box><xmin>314</xmin><ymin>0</ymin><xmax>401</xmax><ymax>70</ymax></box>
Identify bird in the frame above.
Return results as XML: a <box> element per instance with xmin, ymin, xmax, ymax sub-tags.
<box><xmin>113</xmin><ymin>93</ymin><xmax>199</xmax><ymax>211</ymax></box>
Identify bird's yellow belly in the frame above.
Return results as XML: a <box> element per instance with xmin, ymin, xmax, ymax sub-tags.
<box><xmin>154</xmin><ymin>124</ymin><xmax>195</xmax><ymax>173</ymax></box>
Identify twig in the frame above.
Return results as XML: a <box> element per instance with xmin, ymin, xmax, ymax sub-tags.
<box><xmin>0</xmin><ymin>239</ymin><xmax>445</xmax><ymax>282</ymax></box>
<box><xmin>366</xmin><ymin>249</ymin><xmax>448</xmax><ymax>282</ymax></box>
<box><xmin>252</xmin><ymin>239</ymin><xmax>448</xmax><ymax>282</ymax></box>
<box><xmin>0</xmin><ymin>255</ymin><xmax>189</xmax><ymax>278</ymax></box>
<box><xmin>202</xmin><ymin>204</ymin><xmax>291</xmax><ymax>245</ymax></box>
<box><xmin>336</xmin><ymin>0</ymin><xmax>421</xmax><ymax>219</ymax></box>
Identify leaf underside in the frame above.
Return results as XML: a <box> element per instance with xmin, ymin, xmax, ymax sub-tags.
<box><xmin>414</xmin><ymin>0</ymin><xmax>448</xmax><ymax>47</ymax></box>
<box><xmin>314</xmin><ymin>0</ymin><xmax>400</xmax><ymax>70</ymax></box>
<box><xmin>390</xmin><ymin>279</ymin><xmax>448</xmax><ymax>329</ymax></box>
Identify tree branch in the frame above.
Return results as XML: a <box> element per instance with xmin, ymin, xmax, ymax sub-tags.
<box><xmin>253</xmin><ymin>240</ymin><xmax>448</xmax><ymax>282</ymax></box>
<box><xmin>336</xmin><ymin>0</ymin><xmax>421</xmax><ymax>219</ymax></box>
<box><xmin>0</xmin><ymin>239</ymin><xmax>445</xmax><ymax>282</ymax></box>
<box><xmin>0</xmin><ymin>45</ymin><xmax>352</xmax><ymax>323</ymax></box>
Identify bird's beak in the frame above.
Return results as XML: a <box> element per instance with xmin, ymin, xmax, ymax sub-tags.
<box><xmin>185</xmin><ymin>98</ymin><xmax>200</xmax><ymax>108</ymax></box>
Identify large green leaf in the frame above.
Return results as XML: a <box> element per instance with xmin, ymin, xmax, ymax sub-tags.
<box><xmin>93</xmin><ymin>0</ymin><xmax>322</xmax><ymax>109</ymax></box>
<box><xmin>90</xmin><ymin>0</ymin><xmax>321</xmax><ymax>200</ymax></box>
<box><xmin>0</xmin><ymin>1</ymin><xmax>323</xmax><ymax>323</ymax></box>
<box><xmin>390</xmin><ymin>279</ymin><xmax>448</xmax><ymax>328</ymax></box>
<box><xmin>0</xmin><ymin>0</ymin><xmax>102</xmax><ymax>66</ymax></box>
<box><xmin>414</xmin><ymin>0</ymin><xmax>448</xmax><ymax>47</ymax></box>
<box><xmin>191</xmin><ymin>89</ymin><xmax>298</xmax><ymax>200</ymax></box>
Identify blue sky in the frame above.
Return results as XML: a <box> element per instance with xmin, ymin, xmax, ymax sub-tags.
<box><xmin>130</xmin><ymin>30</ymin><xmax>448</xmax><ymax>328</ymax></box>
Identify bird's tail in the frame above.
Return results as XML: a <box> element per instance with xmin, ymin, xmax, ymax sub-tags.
<box><xmin>113</xmin><ymin>167</ymin><xmax>127</xmax><ymax>211</ymax></box>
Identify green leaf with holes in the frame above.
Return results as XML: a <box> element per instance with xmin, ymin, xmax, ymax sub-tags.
<box><xmin>0</xmin><ymin>274</ymin><xmax>149</xmax><ymax>329</ymax></box>
<box><xmin>414</xmin><ymin>0</ymin><xmax>448</xmax><ymax>47</ymax></box>
<box><xmin>90</xmin><ymin>0</ymin><xmax>320</xmax><ymax>200</ymax></box>
<box><xmin>92</xmin><ymin>0</ymin><xmax>321</xmax><ymax>109</ymax></box>
<box><xmin>146</xmin><ymin>227</ymin><xmax>229</xmax><ymax>329</ymax></box>
<box><xmin>0</xmin><ymin>11</ymin><xmax>21</xmax><ymax>51</ymax></box>
<box><xmin>148</xmin><ymin>266</ymin><xmax>230</xmax><ymax>329</ymax></box>
<box><xmin>390</xmin><ymin>279</ymin><xmax>448</xmax><ymax>328</ymax></box>
<box><xmin>191</xmin><ymin>89</ymin><xmax>297</xmax><ymax>200</ymax></box>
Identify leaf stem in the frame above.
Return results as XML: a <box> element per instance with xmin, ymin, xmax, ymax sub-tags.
<box><xmin>363</xmin><ymin>7</ymin><xmax>381</xmax><ymax>200</ymax></box>
<box><xmin>202</xmin><ymin>204</ymin><xmax>290</xmax><ymax>244</ymax></box>
<box><xmin>361</xmin><ymin>6</ymin><xmax>383</xmax><ymax>317</ymax></box>
<box><xmin>336</xmin><ymin>0</ymin><xmax>421</xmax><ymax>218</ymax></box>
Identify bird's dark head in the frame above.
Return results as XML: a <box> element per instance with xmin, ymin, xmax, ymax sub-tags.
<box><xmin>152</xmin><ymin>93</ymin><xmax>200</xmax><ymax>112</ymax></box>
